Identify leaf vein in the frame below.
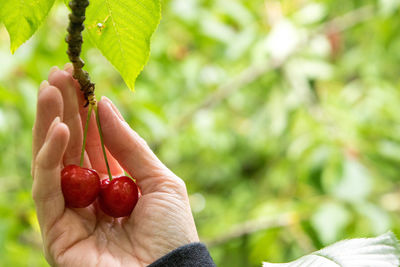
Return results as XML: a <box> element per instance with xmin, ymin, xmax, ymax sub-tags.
<box><xmin>104</xmin><ymin>0</ymin><xmax>127</xmax><ymax>75</ymax></box>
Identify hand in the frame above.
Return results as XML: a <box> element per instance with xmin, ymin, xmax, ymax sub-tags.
<box><xmin>32</xmin><ymin>65</ymin><xmax>199</xmax><ymax>267</ymax></box>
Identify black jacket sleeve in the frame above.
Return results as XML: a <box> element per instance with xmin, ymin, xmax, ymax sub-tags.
<box><xmin>148</xmin><ymin>243</ymin><xmax>216</xmax><ymax>267</ymax></box>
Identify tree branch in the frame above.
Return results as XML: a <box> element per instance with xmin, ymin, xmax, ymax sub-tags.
<box><xmin>66</xmin><ymin>0</ymin><xmax>95</xmax><ymax>106</ymax></box>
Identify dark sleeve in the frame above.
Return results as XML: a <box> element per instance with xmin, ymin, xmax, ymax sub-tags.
<box><xmin>148</xmin><ymin>243</ymin><xmax>216</xmax><ymax>267</ymax></box>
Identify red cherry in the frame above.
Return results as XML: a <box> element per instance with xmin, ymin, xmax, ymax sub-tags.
<box><xmin>99</xmin><ymin>176</ymin><xmax>139</xmax><ymax>218</ymax></box>
<box><xmin>61</xmin><ymin>165</ymin><xmax>100</xmax><ymax>208</ymax></box>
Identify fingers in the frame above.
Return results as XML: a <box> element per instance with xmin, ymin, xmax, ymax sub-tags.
<box><xmin>48</xmin><ymin>67</ymin><xmax>90</xmax><ymax>167</ymax></box>
<box><xmin>32</xmin><ymin>117</ymin><xmax>70</xmax><ymax>234</ymax></box>
<box><xmin>32</xmin><ymin>82</ymin><xmax>63</xmax><ymax>177</ymax></box>
<box><xmin>98</xmin><ymin>97</ymin><xmax>181</xmax><ymax>194</ymax></box>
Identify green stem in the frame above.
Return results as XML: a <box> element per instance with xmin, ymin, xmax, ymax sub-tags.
<box><xmin>94</xmin><ymin>103</ymin><xmax>113</xmax><ymax>181</ymax></box>
<box><xmin>80</xmin><ymin>103</ymin><xmax>93</xmax><ymax>167</ymax></box>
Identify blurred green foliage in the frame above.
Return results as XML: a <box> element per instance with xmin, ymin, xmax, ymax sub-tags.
<box><xmin>1</xmin><ymin>0</ymin><xmax>400</xmax><ymax>266</ymax></box>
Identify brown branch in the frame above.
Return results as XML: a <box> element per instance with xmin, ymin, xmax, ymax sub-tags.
<box><xmin>66</xmin><ymin>0</ymin><xmax>95</xmax><ymax>106</ymax></box>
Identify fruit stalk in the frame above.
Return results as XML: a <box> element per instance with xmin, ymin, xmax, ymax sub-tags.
<box><xmin>94</xmin><ymin>104</ymin><xmax>113</xmax><ymax>181</ymax></box>
<box><xmin>66</xmin><ymin>0</ymin><xmax>95</xmax><ymax>107</ymax></box>
<box><xmin>80</xmin><ymin>103</ymin><xmax>92</xmax><ymax>167</ymax></box>
<box><xmin>66</xmin><ymin>0</ymin><xmax>112</xmax><ymax>181</ymax></box>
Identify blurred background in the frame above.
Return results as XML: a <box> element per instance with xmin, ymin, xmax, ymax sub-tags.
<box><xmin>1</xmin><ymin>0</ymin><xmax>400</xmax><ymax>266</ymax></box>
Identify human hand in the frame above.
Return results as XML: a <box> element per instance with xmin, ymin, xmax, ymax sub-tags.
<box><xmin>32</xmin><ymin>65</ymin><xmax>199</xmax><ymax>266</ymax></box>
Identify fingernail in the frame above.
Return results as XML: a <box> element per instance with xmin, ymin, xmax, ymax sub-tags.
<box><xmin>49</xmin><ymin>66</ymin><xmax>59</xmax><ymax>76</ymax></box>
<box><xmin>64</xmin><ymin>63</ymin><xmax>73</xmax><ymax>72</ymax></box>
<box><xmin>47</xmin><ymin>117</ymin><xmax>60</xmax><ymax>139</ymax></box>
<box><xmin>40</xmin><ymin>80</ymin><xmax>49</xmax><ymax>90</ymax></box>
<box><xmin>38</xmin><ymin>80</ymin><xmax>49</xmax><ymax>95</ymax></box>
<box><xmin>101</xmin><ymin>96</ymin><xmax>125</xmax><ymax>121</ymax></box>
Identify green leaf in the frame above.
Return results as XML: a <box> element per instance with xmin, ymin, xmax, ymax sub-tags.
<box><xmin>263</xmin><ymin>232</ymin><xmax>400</xmax><ymax>267</ymax></box>
<box><xmin>85</xmin><ymin>0</ymin><xmax>161</xmax><ymax>90</ymax></box>
<box><xmin>0</xmin><ymin>0</ymin><xmax>55</xmax><ymax>53</ymax></box>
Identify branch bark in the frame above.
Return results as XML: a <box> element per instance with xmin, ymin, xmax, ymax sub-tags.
<box><xmin>66</xmin><ymin>0</ymin><xmax>95</xmax><ymax>106</ymax></box>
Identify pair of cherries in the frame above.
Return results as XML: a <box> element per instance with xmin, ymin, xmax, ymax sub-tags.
<box><xmin>61</xmin><ymin>165</ymin><xmax>139</xmax><ymax>218</ymax></box>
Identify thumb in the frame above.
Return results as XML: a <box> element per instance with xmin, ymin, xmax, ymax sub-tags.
<box><xmin>98</xmin><ymin>97</ymin><xmax>183</xmax><ymax>194</ymax></box>
<box><xmin>33</xmin><ymin>117</ymin><xmax>69</xmax><ymax>233</ymax></box>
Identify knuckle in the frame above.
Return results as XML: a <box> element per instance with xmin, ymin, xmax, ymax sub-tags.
<box><xmin>31</xmin><ymin>160</ymin><xmax>34</xmax><ymax>177</ymax></box>
<box><xmin>35</xmin><ymin>154</ymin><xmax>52</xmax><ymax>170</ymax></box>
<box><xmin>32</xmin><ymin>187</ymin><xmax>61</xmax><ymax>203</ymax></box>
<box><xmin>31</xmin><ymin>187</ymin><xmax>38</xmax><ymax>203</ymax></box>
<box><xmin>31</xmin><ymin>183</ymin><xmax>43</xmax><ymax>203</ymax></box>
<box><xmin>150</xmin><ymin>174</ymin><xmax>188</xmax><ymax>196</ymax></box>
<box><xmin>137</xmin><ymin>134</ymin><xmax>149</xmax><ymax>148</ymax></box>
<box><xmin>35</xmin><ymin>148</ymin><xmax>59</xmax><ymax>171</ymax></box>
<box><xmin>174</xmin><ymin>176</ymin><xmax>187</xmax><ymax>191</ymax></box>
<box><xmin>165</xmin><ymin>176</ymin><xmax>188</xmax><ymax>196</ymax></box>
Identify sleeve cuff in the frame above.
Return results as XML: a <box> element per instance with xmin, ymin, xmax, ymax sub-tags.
<box><xmin>148</xmin><ymin>242</ymin><xmax>216</xmax><ymax>267</ymax></box>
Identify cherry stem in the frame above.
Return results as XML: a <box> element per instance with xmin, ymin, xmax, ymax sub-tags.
<box><xmin>80</xmin><ymin>103</ymin><xmax>93</xmax><ymax>167</ymax></box>
<box><xmin>94</xmin><ymin>103</ymin><xmax>113</xmax><ymax>181</ymax></box>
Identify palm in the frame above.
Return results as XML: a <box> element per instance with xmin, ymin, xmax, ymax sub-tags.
<box><xmin>50</xmin><ymin>192</ymin><xmax>183</xmax><ymax>266</ymax></box>
<box><xmin>32</xmin><ymin>67</ymin><xmax>198</xmax><ymax>266</ymax></box>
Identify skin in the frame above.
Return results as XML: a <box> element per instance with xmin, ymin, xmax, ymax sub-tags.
<box><xmin>31</xmin><ymin>64</ymin><xmax>199</xmax><ymax>267</ymax></box>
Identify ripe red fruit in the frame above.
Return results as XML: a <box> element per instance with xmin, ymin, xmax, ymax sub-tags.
<box><xmin>99</xmin><ymin>176</ymin><xmax>139</xmax><ymax>218</ymax></box>
<box><xmin>61</xmin><ymin>165</ymin><xmax>100</xmax><ymax>208</ymax></box>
